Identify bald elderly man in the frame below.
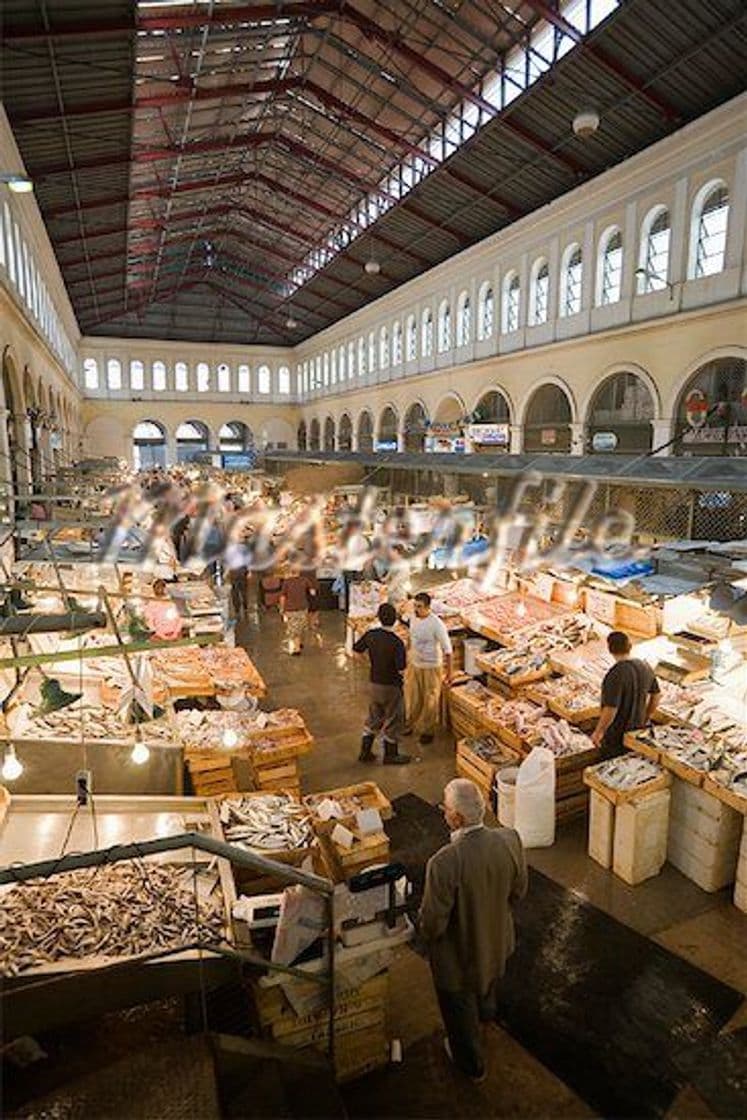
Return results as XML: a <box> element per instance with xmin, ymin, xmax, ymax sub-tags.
<box><xmin>419</xmin><ymin>778</ymin><xmax>528</xmax><ymax>1081</ymax></box>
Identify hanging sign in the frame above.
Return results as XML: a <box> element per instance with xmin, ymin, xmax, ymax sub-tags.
<box><xmin>466</xmin><ymin>423</ymin><xmax>509</xmax><ymax>446</ymax></box>
<box><xmin>685</xmin><ymin>389</ymin><xmax>708</xmax><ymax>428</ymax></box>
<box><xmin>592</xmin><ymin>431</ymin><xmax>618</xmax><ymax>452</ymax></box>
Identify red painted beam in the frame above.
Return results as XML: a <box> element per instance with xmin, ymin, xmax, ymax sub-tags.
<box><xmin>524</xmin><ymin>0</ymin><xmax>679</xmax><ymax>120</ymax></box>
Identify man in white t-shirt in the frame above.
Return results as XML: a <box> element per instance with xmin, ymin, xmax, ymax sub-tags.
<box><xmin>405</xmin><ymin>591</ymin><xmax>453</xmax><ymax>744</ymax></box>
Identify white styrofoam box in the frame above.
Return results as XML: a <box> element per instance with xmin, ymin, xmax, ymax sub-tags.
<box><xmin>670</xmin><ymin>844</ymin><xmax>737</xmax><ymax>892</ymax></box>
<box><xmin>588</xmin><ymin>790</ymin><xmax>614</xmax><ymax>869</ymax></box>
<box><xmin>613</xmin><ymin>789</ymin><xmax>670</xmax><ymax>886</ymax></box>
<box><xmin>734</xmin><ymin>878</ymin><xmax>747</xmax><ymax>914</ymax></box>
<box><xmin>668</xmin><ymin>799</ymin><xmax>743</xmax><ymax>847</ymax></box>
<box><xmin>671</xmin><ymin>778</ymin><xmax>741</xmax><ymax>823</ymax></box>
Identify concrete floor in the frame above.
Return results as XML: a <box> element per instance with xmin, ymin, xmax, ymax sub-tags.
<box><xmin>6</xmin><ymin>603</ymin><xmax>746</xmax><ymax>1119</ymax></box>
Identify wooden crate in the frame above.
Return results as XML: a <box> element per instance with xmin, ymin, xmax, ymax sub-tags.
<box><xmin>317</xmin><ymin>829</ymin><xmax>390</xmax><ymax>882</ymax></box>
<box><xmin>615</xmin><ymin>599</ymin><xmax>661</xmax><ymax>638</ymax></box>
<box><xmin>623</xmin><ymin>731</ymin><xmax>662</xmax><ymax>763</ymax></box>
<box><xmin>556</xmin><ymin>789</ymin><xmax>589</xmax><ymax>825</ymax></box>
<box><xmin>253</xmin><ymin>973</ymin><xmax>388</xmax><ymax>1045</ymax></box>
<box><xmin>583</xmin><ymin>764</ymin><xmax>671</xmax><ymax>806</ymax></box>
<box><xmin>186</xmin><ymin>753</ymin><xmax>239</xmax><ymax>796</ymax></box>
<box><xmin>303</xmin><ymin>782</ymin><xmax>392</xmax><ymax>834</ymax></box>
<box><xmin>546</xmin><ymin>696</ymin><xmax>600</xmax><ymax>725</ymax></box>
<box><xmin>210</xmin><ymin>790</ymin><xmax>314</xmax><ymax>892</ymax></box>
<box><xmin>703</xmin><ymin>775</ymin><xmax>747</xmax><ymax>815</ymax></box>
<box><xmin>456</xmin><ymin>738</ymin><xmax>518</xmax><ymax>784</ymax></box>
<box><xmin>250</xmin><ymin>756</ymin><xmax>302</xmax><ymax>793</ymax></box>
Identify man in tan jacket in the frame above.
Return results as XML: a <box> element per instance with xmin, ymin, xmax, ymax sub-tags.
<box><xmin>419</xmin><ymin>778</ymin><xmax>528</xmax><ymax>1080</ymax></box>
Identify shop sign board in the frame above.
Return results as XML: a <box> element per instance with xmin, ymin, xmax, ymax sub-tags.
<box><xmin>466</xmin><ymin>423</ymin><xmax>509</xmax><ymax>447</ymax></box>
<box><xmin>592</xmin><ymin>431</ymin><xmax>618</xmax><ymax>452</ymax></box>
<box><xmin>541</xmin><ymin>428</ymin><xmax>557</xmax><ymax>446</ymax></box>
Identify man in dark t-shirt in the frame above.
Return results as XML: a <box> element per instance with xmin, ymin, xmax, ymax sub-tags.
<box><xmin>592</xmin><ymin>630</ymin><xmax>660</xmax><ymax>757</ymax></box>
<box><xmin>353</xmin><ymin>603</ymin><xmax>410</xmax><ymax>765</ymax></box>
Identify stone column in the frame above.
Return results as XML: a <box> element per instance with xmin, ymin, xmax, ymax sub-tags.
<box><xmin>650</xmin><ymin>419</ymin><xmax>674</xmax><ymax>456</ymax></box>
<box><xmin>569</xmin><ymin>422</ymin><xmax>586</xmax><ymax>456</ymax></box>
<box><xmin>165</xmin><ymin>431</ymin><xmax>177</xmax><ymax>467</ymax></box>
<box><xmin>509</xmin><ymin>424</ymin><xmax>523</xmax><ymax>454</ymax></box>
<box><xmin>397</xmin><ymin>429</ymin><xmax>405</xmax><ymax>453</ymax></box>
<box><xmin>0</xmin><ymin>408</ymin><xmax>13</xmax><ymax>522</ymax></box>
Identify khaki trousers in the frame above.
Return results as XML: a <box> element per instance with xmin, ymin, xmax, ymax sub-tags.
<box><xmin>405</xmin><ymin>666</ymin><xmax>443</xmax><ymax>736</ymax></box>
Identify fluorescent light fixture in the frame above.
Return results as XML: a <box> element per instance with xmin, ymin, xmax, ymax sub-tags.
<box><xmin>1</xmin><ymin>174</ymin><xmax>33</xmax><ymax>194</ymax></box>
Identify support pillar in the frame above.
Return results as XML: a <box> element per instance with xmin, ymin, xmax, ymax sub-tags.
<box><xmin>509</xmin><ymin>424</ymin><xmax>523</xmax><ymax>454</ymax></box>
<box><xmin>569</xmin><ymin>422</ymin><xmax>586</xmax><ymax>456</ymax></box>
<box><xmin>165</xmin><ymin>431</ymin><xmax>177</xmax><ymax>467</ymax></box>
<box><xmin>650</xmin><ymin>419</ymin><xmax>674</xmax><ymax>456</ymax></box>
<box><xmin>397</xmin><ymin>430</ymin><xmax>405</xmax><ymax>453</ymax></box>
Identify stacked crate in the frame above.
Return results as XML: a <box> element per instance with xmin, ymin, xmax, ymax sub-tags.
<box><xmin>247</xmin><ymin>726</ymin><xmax>313</xmax><ymax>799</ymax></box>
<box><xmin>667</xmin><ymin>778</ymin><xmax>742</xmax><ymax>892</ymax></box>
<box><xmin>185</xmin><ymin>750</ymin><xmax>241</xmax><ymax>796</ymax></box>
<box><xmin>455</xmin><ymin>737</ymin><xmax>518</xmax><ymax>811</ymax></box>
<box><xmin>210</xmin><ymin>790</ymin><xmax>316</xmax><ymax>895</ymax></box>
<box><xmin>316</xmin><ymin>828</ymin><xmax>390</xmax><ymax>883</ymax></box>
<box><xmin>249</xmin><ymin>972</ymin><xmax>390</xmax><ymax>1082</ymax></box>
<box><xmin>584</xmin><ymin>763</ymin><xmax>672</xmax><ymax>885</ymax></box>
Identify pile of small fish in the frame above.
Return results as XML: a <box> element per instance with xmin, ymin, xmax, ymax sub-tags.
<box><xmin>485</xmin><ymin>698</ymin><xmax>545</xmax><ymax>737</ymax></box>
<box><xmin>219</xmin><ymin>794</ymin><xmax>313</xmax><ymax>852</ymax></box>
<box><xmin>199</xmin><ymin>645</ymin><xmax>264</xmax><ymax>693</ymax></box>
<box><xmin>590</xmin><ymin>755</ymin><xmax>664</xmax><ymax>791</ymax></box>
<box><xmin>0</xmin><ymin>864</ymin><xmax>224</xmax><ymax>977</ymax></box>
<box><xmin>464</xmin><ymin>735</ymin><xmax>515</xmax><ymax>764</ymax></box>
<box><xmin>17</xmin><ymin>703</ymin><xmax>129</xmax><ymax>742</ymax></box>
<box><xmin>524</xmin><ymin>718</ymin><xmax>594</xmax><ymax>758</ymax></box>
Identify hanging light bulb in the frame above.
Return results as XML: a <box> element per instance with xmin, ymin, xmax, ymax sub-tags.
<box><xmin>222</xmin><ymin>727</ymin><xmax>239</xmax><ymax>749</ymax></box>
<box><xmin>364</xmin><ymin>240</ymin><xmax>380</xmax><ymax>275</ymax></box>
<box><xmin>131</xmin><ymin>741</ymin><xmax>150</xmax><ymax>766</ymax></box>
<box><xmin>285</xmin><ymin>314</ymin><xmax>298</xmax><ymax>329</ymax></box>
<box><xmin>2</xmin><ymin>745</ymin><xmax>23</xmax><ymax>781</ymax></box>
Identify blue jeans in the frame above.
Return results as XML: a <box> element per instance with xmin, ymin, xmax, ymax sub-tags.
<box><xmin>436</xmin><ymin>981</ymin><xmax>498</xmax><ymax>1078</ymax></box>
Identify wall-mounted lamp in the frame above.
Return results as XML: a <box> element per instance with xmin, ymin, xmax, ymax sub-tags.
<box><xmin>1</xmin><ymin>173</ymin><xmax>34</xmax><ymax>194</ymax></box>
<box><xmin>635</xmin><ymin>267</ymin><xmax>676</xmax><ymax>300</ymax></box>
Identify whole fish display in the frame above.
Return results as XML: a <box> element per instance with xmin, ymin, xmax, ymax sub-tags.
<box><xmin>175</xmin><ymin>708</ymin><xmax>305</xmax><ymax>751</ymax></box>
<box><xmin>462</xmin><ymin>734</ymin><xmax>516</xmax><ymax>765</ymax></box>
<box><xmin>199</xmin><ymin>645</ymin><xmax>265</xmax><ymax>694</ymax></box>
<box><xmin>462</xmin><ymin>594</ymin><xmax>570</xmax><ymax>642</ymax></box>
<box><xmin>14</xmin><ymin>702</ymin><xmax>132</xmax><ymax>742</ymax></box>
<box><xmin>484</xmin><ymin>698</ymin><xmax>546</xmax><ymax>736</ymax></box>
<box><xmin>0</xmin><ymin>864</ymin><xmax>224</xmax><ymax>977</ymax></box>
<box><xmin>706</xmin><ymin>750</ymin><xmax>747</xmax><ymax>800</ymax></box>
<box><xmin>528</xmin><ymin>676</ymin><xmax>599</xmax><ymax>713</ymax></box>
<box><xmin>219</xmin><ymin>794</ymin><xmax>313</xmax><ymax>852</ymax></box>
<box><xmin>589</xmin><ymin>755</ymin><xmax>664</xmax><ymax>791</ymax></box>
<box><xmin>523</xmin><ymin>717</ymin><xmax>594</xmax><ymax>758</ymax></box>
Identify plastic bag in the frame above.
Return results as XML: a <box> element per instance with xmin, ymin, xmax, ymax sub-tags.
<box><xmin>514</xmin><ymin>747</ymin><xmax>556</xmax><ymax>848</ymax></box>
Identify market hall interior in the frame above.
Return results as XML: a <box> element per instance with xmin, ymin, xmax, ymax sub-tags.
<box><xmin>1</xmin><ymin>0</ymin><xmax>747</xmax><ymax>1117</ymax></box>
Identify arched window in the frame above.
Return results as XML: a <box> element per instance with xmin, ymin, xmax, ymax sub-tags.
<box><xmin>456</xmin><ymin>291</ymin><xmax>471</xmax><ymax>346</ymax></box>
<box><xmin>378</xmin><ymin>406</ymin><xmax>398</xmax><ymax>450</ymax></box>
<box><xmin>297</xmin><ymin>420</ymin><xmax>307</xmax><ymax>450</ymax></box>
<box><xmin>406</xmin><ymin>314</ymin><xmax>417</xmax><ymax>360</ymax></box>
<box><xmin>324</xmin><ymin>416</ymin><xmax>336</xmax><ymax>451</ymax></box>
<box><xmin>675</xmin><ymin>356</ymin><xmax>746</xmax><ymax>457</ymax></box>
<box><xmin>597</xmin><ymin>228</ymin><xmax>623</xmax><ymax>306</ymax></box>
<box><xmin>130</xmin><ymin>359</ymin><xmax>144</xmax><ymax>391</ymax></box>
<box><xmin>219</xmin><ymin>422</ymin><xmax>253</xmax><ymax>453</ymax></box>
<box><xmin>152</xmin><ymin>361</ymin><xmax>167</xmax><ymax>392</ymax></box>
<box><xmin>132</xmin><ymin>420</ymin><xmax>166</xmax><ymax>469</ymax></box>
<box><xmin>368</xmin><ymin>332</ymin><xmax>376</xmax><ymax>374</ymax></box>
<box><xmin>477</xmin><ymin>283</ymin><xmax>494</xmax><ymax>340</ymax></box>
<box><xmin>313</xmin><ymin>356</ymin><xmax>321</xmax><ymax>389</ymax></box>
<box><xmin>237</xmin><ymin>364</ymin><xmax>250</xmax><ymax>394</ymax></box>
<box><xmin>296</xmin><ymin>365</ymin><xmax>302</xmax><ymax>396</ymax></box>
<box><xmin>106</xmin><ymin>358</ymin><xmax>122</xmax><ymax>391</ymax></box>
<box><xmin>347</xmin><ymin>342</ymin><xmax>356</xmax><ymax>378</ymax></box>
<box><xmin>176</xmin><ymin>420</ymin><xmax>209</xmax><ymax>462</ymax></box>
<box><xmin>560</xmin><ymin>245</ymin><xmax>583</xmax><ymax>317</ymax></box>
<box><xmin>257</xmin><ymin>364</ymin><xmax>271</xmax><ymax>394</ymax></box>
<box><xmin>379</xmin><ymin>326</ymin><xmax>390</xmax><ymax>369</ymax></box>
<box><xmin>330</xmin><ymin>350</ymin><xmax>337</xmax><ymax>385</ymax></box>
<box><xmin>588</xmin><ymin>371</ymin><xmax>655</xmax><ymax>453</ymax></box>
<box><xmin>217</xmin><ymin>363</ymin><xmax>231</xmax><ymax>392</ymax></box>
<box><xmin>358</xmin><ymin>411</ymin><xmax>374</xmax><ymax>453</ymax></box>
<box><xmin>470</xmin><ymin>391</ymin><xmax>510</xmax><ymax>451</ymax></box>
<box><xmin>690</xmin><ymin>183</ymin><xmax>729</xmax><ymax>279</ymax></box>
<box><xmin>309</xmin><ymin>418</ymin><xmax>320</xmax><ymax>450</ymax></box>
<box><xmin>278</xmin><ymin>366</ymin><xmax>290</xmax><ymax>395</ymax></box>
<box><xmin>83</xmin><ymin>358</ymin><xmax>99</xmax><ymax>390</ymax></box>
<box><xmin>338</xmin><ymin>345</ymin><xmax>346</xmax><ymax>382</ymax></box>
<box><xmin>637</xmin><ymin>207</ymin><xmax>670</xmax><ymax>293</ymax></box>
<box><xmin>358</xmin><ymin>337</ymin><xmax>367</xmax><ymax>376</ymax></box>
<box><xmin>338</xmin><ymin>414</ymin><xmax>353</xmax><ymax>451</ymax></box>
<box><xmin>524</xmin><ymin>384</ymin><xmax>572</xmax><ymax>453</ymax></box>
<box><xmin>437</xmin><ymin>300</ymin><xmax>451</xmax><ymax>352</ymax></box>
<box><xmin>502</xmin><ymin>272</ymin><xmax>520</xmax><ymax>333</ymax></box>
<box><xmin>529</xmin><ymin>259</ymin><xmax>549</xmax><ymax>325</ymax></box>
<box><xmin>403</xmin><ymin>402</ymin><xmax>428</xmax><ymax>452</ymax></box>
<box><xmin>421</xmin><ymin>308</ymin><xmax>433</xmax><ymax>357</ymax></box>
<box><xmin>322</xmin><ymin>353</ymin><xmax>330</xmax><ymax>387</ymax></box>
<box><xmin>392</xmin><ymin>321</ymin><xmax>402</xmax><ymax>365</ymax></box>
<box><xmin>196</xmin><ymin>361</ymin><xmax>210</xmax><ymax>392</ymax></box>
<box><xmin>173</xmin><ymin>362</ymin><xmax>188</xmax><ymax>394</ymax></box>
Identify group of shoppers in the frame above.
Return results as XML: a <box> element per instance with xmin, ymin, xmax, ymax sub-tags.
<box><xmin>354</xmin><ymin>592</ymin><xmax>453</xmax><ymax>765</ymax></box>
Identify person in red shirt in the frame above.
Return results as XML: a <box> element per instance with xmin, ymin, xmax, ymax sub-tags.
<box><xmin>143</xmin><ymin>579</ymin><xmax>183</xmax><ymax>641</ymax></box>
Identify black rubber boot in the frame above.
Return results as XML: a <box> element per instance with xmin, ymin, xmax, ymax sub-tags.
<box><xmin>358</xmin><ymin>733</ymin><xmax>376</xmax><ymax>763</ymax></box>
<box><xmin>383</xmin><ymin>739</ymin><xmax>411</xmax><ymax>765</ymax></box>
